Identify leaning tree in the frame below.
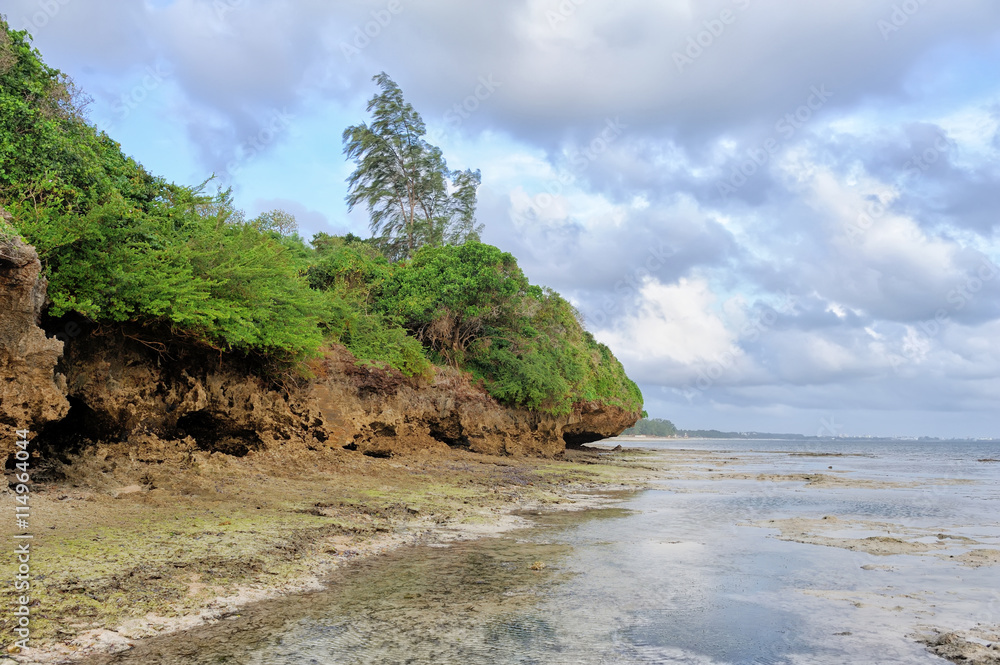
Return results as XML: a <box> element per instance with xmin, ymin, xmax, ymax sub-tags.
<box><xmin>343</xmin><ymin>72</ymin><xmax>482</xmax><ymax>260</ymax></box>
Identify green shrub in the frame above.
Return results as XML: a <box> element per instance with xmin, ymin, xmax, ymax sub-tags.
<box><xmin>0</xmin><ymin>20</ymin><xmax>329</xmax><ymax>362</ymax></box>
<box><xmin>305</xmin><ymin>236</ymin><xmax>430</xmax><ymax>377</ymax></box>
<box><xmin>371</xmin><ymin>243</ymin><xmax>642</xmax><ymax>414</ymax></box>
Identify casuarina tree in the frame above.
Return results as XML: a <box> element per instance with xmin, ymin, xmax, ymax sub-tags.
<box><xmin>343</xmin><ymin>72</ymin><xmax>483</xmax><ymax>260</ymax></box>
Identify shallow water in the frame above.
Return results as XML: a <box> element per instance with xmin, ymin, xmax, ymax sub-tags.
<box><xmin>91</xmin><ymin>439</ymin><xmax>1000</xmax><ymax>664</ymax></box>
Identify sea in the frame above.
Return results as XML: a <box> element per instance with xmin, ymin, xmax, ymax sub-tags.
<box><xmin>88</xmin><ymin>438</ymin><xmax>1000</xmax><ymax>665</ymax></box>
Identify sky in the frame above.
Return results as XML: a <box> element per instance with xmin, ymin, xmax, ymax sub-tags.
<box><xmin>5</xmin><ymin>0</ymin><xmax>1000</xmax><ymax>438</ymax></box>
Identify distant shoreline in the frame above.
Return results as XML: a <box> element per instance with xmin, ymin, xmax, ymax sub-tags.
<box><xmin>610</xmin><ymin>434</ymin><xmax>1000</xmax><ymax>443</ymax></box>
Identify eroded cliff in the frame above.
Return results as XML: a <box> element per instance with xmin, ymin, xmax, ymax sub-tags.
<box><xmin>0</xmin><ymin>236</ymin><xmax>69</xmax><ymax>450</ymax></box>
<box><xmin>42</xmin><ymin>328</ymin><xmax>636</xmax><ymax>460</ymax></box>
<box><xmin>1</xmin><ymin>237</ymin><xmax>637</xmax><ymax>462</ymax></box>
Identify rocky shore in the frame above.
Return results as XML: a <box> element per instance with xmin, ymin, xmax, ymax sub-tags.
<box><xmin>0</xmin><ymin>236</ymin><xmax>644</xmax><ymax>661</ymax></box>
<box><xmin>1</xmin><ymin>442</ymin><xmax>655</xmax><ymax>663</ymax></box>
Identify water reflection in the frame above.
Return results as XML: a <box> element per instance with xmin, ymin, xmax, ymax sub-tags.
<box><xmin>88</xmin><ymin>510</ymin><xmax>619</xmax><ymax>665</ymax></box>
<box><xmin>84</xmin><ymin>441</ymin><xmax>998</xmax><ymax>664</ymax></box>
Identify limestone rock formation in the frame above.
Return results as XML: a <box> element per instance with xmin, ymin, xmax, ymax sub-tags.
<box><xmin>1</xmin><ymin>237</ymin><xmax>638</xmax><ymax>461</ymax></box>
<box><xmin>0</xmin><ymin>236</ymin><xmax>69</xmax><ymax>450</ymax></box>
<box><xmin>54</xmin><ymin>334</ymin><xmax>638</xmax><ymax>459</ymax></box>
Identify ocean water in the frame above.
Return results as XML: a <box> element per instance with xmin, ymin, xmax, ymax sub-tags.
<box><xmin>90</xmin><ymin>439</ymin><xmax>1000</xmax><ymax>664</ymax></box>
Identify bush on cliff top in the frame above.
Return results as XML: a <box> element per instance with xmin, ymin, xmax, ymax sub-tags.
<box><xmin>0</xmin><ymin>18</ymin><xmax>641</xmax><ymax>415</ymax></box>
<box><xmin>312</xmin><ymin>240</ymin><xmax>643</xmax><ymax>415</ymax></box>
<box><xmin>305</xmin><ymin>235</ymin><xmax>432</xmax><ymax>378</ymax></box>
<box><xmin>0</xmin><ymin>21</ymin><xmax>330</xmax><ymax>359</ymax></box>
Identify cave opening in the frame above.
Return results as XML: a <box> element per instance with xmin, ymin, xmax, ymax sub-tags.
<box><xmin>428</xmin><ymin>414</ymin><xmax>470</xmax><ymax>449</ymax></box>
<box><xmin>562</xmin><ymin>431</ymin><xmax>607</xmax><ymax>448</ymax></box>
<box><xmin>176</xmin><ymin>410</ymin><xmax>262</xmax><ymax>457</ymax></box>
<box><xmin>10</xmin><ymin>396</ymin><xmax>99</xmax><ymax>478</ymax></box>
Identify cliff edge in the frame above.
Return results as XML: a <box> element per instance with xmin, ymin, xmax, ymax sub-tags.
<box><xmin>1</xmin><ymin>241</ymin><xmax>637</xmax><ymax>461</ymax></box>
<box><xmin>46</xmin><ymin>328</ymin><xmax>636</xmax><ymax>460</ymax></box>
<box><xmin>0</xmin><ymin>235</ymin><xmax>69</xmax><ymax>449</ymax></box>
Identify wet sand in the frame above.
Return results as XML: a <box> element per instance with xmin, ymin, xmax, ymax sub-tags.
<box><xmin>1</xmin><ymin>444</ymin><xmax>657</xmax><ymax>663</ymax></box>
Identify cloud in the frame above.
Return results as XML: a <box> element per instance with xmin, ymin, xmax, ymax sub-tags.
<box><xmin>596</xmin><ymin>277</ymin><xmax>744</xmax><ymax>384</ymax></box>
<box><xmin>6</xmin><ymin>0</ymin><xmax>999</xmax><ymax>435</ymax></box>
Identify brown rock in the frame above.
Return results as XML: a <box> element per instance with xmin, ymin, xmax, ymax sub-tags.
<box><xmin>562</xmin><ymin>401</ymin><xmax>641</xmax><ymax>447</ymax></box>
<box><xmin>0</xmin><ymin>238</ymin><xmax>69</xmax><ymax>449</ymax></box>
<box><xmin>52</xmin><ymin>331</ymin><xmax>638</xmax><ymax>459</ymax></box>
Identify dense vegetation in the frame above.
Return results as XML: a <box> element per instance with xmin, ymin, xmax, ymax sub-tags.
<box><xmin>0</xmin><ymin>22</ymin><xmax>329</xmax><ymax>358</ymax></box>
<box><xmin>622</xmin><ymin>418</ymin><xmax>678</xmax><ymax>437</ymax></box>
<box><xmin>308</xmin><ymin>238</ymin><xmax>642</xmax><ymax>413</ymax></box>
<box><xmin>0</xmin><ymin>18</ymin><xmax>642</xmax><ymax>416</ymax></box>
<box><xmin>676</xmin><ymin>430</ymin><xmax>810</xmax><ymax>439</ymax></box>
